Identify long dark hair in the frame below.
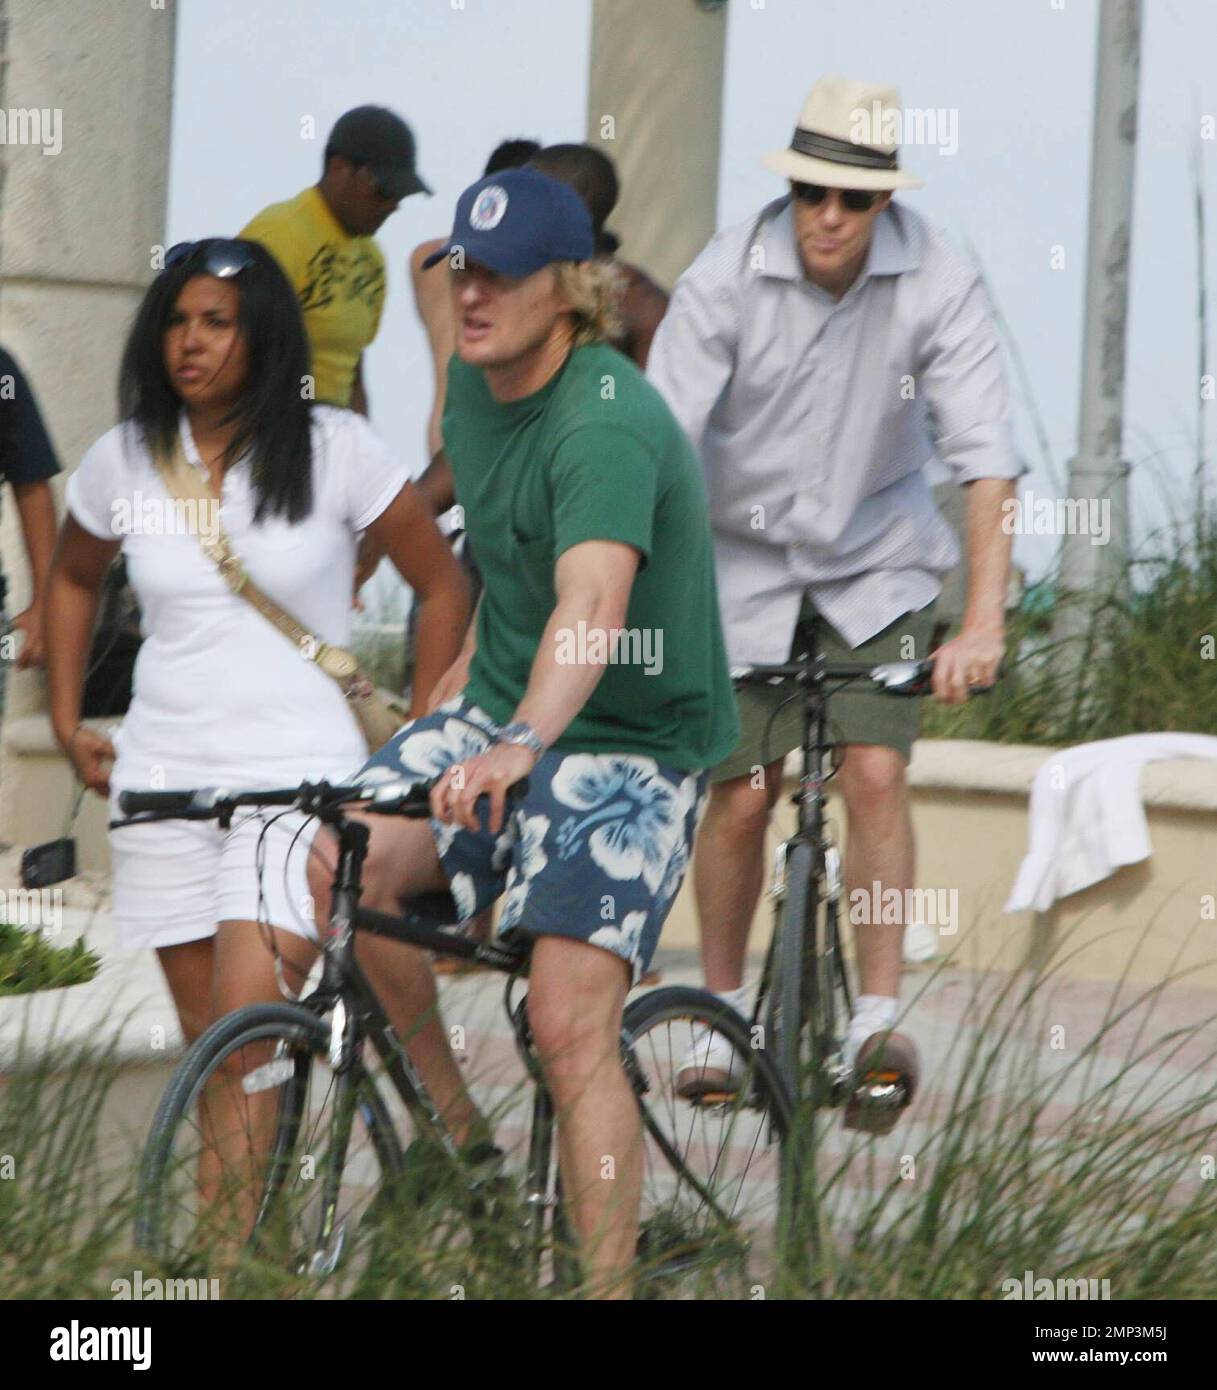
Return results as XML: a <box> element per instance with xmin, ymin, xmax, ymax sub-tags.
<box><xmin>118</xmin><ymin>238</ymin><xmax>314</xmax><ymax>523</ymax></box>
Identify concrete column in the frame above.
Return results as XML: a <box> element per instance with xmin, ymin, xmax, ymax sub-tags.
<box><xmin>1052</xmin><ymin>0</ymin><xmax>1142</xmax><ymax>656</ymax></box>
<box><xmin>0</xmin><ymin>0</ymin><xmax>175</xmax><ymax>856</ymax></box>
<box><xmin>585</xmin><ymin>0</ymin><xmax>726</xmax><ymax>289</ymax></box>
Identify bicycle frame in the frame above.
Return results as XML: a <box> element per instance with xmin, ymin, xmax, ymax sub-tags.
<box><xmin>749</xmin><ymin>653</ymin><xmax>856</xmax><ymax>1103</ymax></box>
<box><xmin>285</xmin><ymin>808</ymin><xmax>551</xmax><ymax>1255</ymax></box>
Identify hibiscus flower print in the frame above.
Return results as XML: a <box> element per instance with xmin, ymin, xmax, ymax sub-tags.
<box><xmin>496</xmin><ymin>813</ymin><xmax>551</xmax><ymax>931</ymax></box>
<box><xmin>589</xmin><ymin>911</ymin><xmax>648</xmax><ymax>971</ymax></box>
<box><xmin>655</xmin><ymin>774</ymin><xmax>705</xmax><ymax>910</ymax></box>
<box><xmin>551</xmin><ymin>756</ymin><xmax>682</xmax><ymax>893</ymax></box>
<box><xmin>450</xmin><ymin>871</ymin><xmax>478</xmax><ymax>920</ymax></box>
<box><xmin>396</xmin><ymin>714</ymin><xmax>493</xmax><ymax>782</ymax></box>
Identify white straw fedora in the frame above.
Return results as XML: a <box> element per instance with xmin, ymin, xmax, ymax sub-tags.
<box><xmin>763</xmin><ymin>75</ymin><xmax>924</xmax><ymax>191</ymax></box>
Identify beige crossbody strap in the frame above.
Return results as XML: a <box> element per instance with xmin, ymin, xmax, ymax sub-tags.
<box><xmin>153</xmin><ymin>437</ymin><xmax>364</xmax><ymax>689</ymax></box>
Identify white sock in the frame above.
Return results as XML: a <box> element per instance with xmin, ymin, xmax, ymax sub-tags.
<box><xmin>845</xmin><ymin>994</ymin><xmax>899</xmax><ymax>1071</ymax></box>
<box><xmin>714</xmin><ymin>985</ymin><xmax>751</xmax><ymax>1017</ymax></box>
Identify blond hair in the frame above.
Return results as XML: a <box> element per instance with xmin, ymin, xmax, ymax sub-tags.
<box><xmin>553</xmin><ymin>258</ymin><xmax>624</xmax><ymax>348</ymax></box>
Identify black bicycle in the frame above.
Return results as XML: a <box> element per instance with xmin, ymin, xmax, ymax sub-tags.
<box><xmin>119</xmin><ymin>775</ymin><xmax>791</xmax><ymax>1299</ymax></box>
<box><xmin>736</xmin><ymin>651</ymin><xmax>990</xmax><ymax>1128</ymax></box>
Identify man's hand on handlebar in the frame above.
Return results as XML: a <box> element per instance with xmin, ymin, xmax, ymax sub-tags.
<box><xmin>430</xmin><ymin>742</ymin><xmax>538</xmax><ymax>836</ymax></box>
<box><xmin>928</xmin><ymin>623</ymin><xmax>1004</xmax><ymax>705</ymax></box>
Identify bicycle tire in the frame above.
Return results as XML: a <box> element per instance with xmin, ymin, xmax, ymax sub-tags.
<box><xmin>766</xmin><ymin>840</ymin><xmax>818</xmax><ymax>1104</ymax></box>
<box><xmin>621</xmin><ymin>986</ymin><xmax>791</xmax><ymax>1298</ymax></box>
<box><xmin>812</xmin><ymin>873</ymin><xmax>853</xmax><ymax>1098</ymax></box>
<box><xmin>135</xmin><ymin>1001</ymin><xmax>404</xmax><ymax>1291</ymax></box>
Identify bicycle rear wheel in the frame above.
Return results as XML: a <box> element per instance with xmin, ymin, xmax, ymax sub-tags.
<box><xmin>621</xmin><ymin>986</ymin><xmax>790</xmax><ymax>1299</ymax></box>
<box><xmin>135</xmin><ymin>1002</ymin><xmax>405</xmax><ymax>1296</ymax></box>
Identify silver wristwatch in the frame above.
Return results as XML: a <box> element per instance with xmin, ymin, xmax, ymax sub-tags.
<box><xmin>497</xmin><ymin>721</ymin><xmax>547</xmax><ymax>757</ymax></box>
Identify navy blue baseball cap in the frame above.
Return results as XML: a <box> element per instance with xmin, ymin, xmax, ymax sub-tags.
<box><xmin>422</xmin><ymin>168</ymin><xmax>595</xmax><ymax>277</ymax></box>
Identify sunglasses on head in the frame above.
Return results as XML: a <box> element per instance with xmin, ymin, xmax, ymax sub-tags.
<box><xmin>163</xmin><ymin>238</ymin><xmax>256</xmax><ymax>278</ymax></box>
<box><xmin>792</xmin><ymin>183</ymin><xmax>881</xmax><ymax>213</ymax></box>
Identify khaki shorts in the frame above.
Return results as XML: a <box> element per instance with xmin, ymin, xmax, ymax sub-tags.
<box><xmin>710</xmin><ymin>595</ymin><xmax>937</xmax><ymax>783</ymax></box>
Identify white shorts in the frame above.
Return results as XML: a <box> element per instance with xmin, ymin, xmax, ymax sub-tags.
<box><xmin>108</xmin><ymin>806</ymin><xmax>321</xmax><ymax>952</ymax></box>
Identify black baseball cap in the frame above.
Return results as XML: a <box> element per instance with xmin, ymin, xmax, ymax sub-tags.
<box><xmin>422</xmin><ymin>168</ymin><xmax>594</xmax><ymax>278</ymax></box>
<box><xmin>327</xmin><ymin>106</ymin><xmax>431</xmax><ymax>199</ymax></box>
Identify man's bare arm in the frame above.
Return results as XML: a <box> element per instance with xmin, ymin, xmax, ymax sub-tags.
<box><xmin>431</xmin><ymin>539</ymin><xmax>641</xmax><ymax>833</ymax></box>
<box><xmin>416</xmin><ymin>448</ymin><xmax>457</xmax><ymax>518</ymax></box>
<box><xmin>931</xmin><ymin>477</ymin><xmax>1015</xmax><ymax>704</ymax></box>
<box><xmin>509</xmin><ymin>540</ymin><xmax>640</xmax><ymax>747</ymax></box>
<box><xmin>9</xmin><ymin>479</ymin><xmax>58</xmax><ymax>667</ymax></box>
<box><xmin>364</xmin><ymin>480</ymin><xmax>470</xmax><ymax>716</ymax></box>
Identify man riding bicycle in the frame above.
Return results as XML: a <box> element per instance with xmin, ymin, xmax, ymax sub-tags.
<box><xmin>308</xmin><ymin>167</ymin><xmax>739</xmax><ymax>1296</ymax></box>
<box><xmin>646</xmin><ymin>75</ymin><xmax>1021</xmax><ymax>1128</ymax></box>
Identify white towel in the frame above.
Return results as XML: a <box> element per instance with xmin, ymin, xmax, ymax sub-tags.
<box><xmin>1004</xmin><ymin>733</ymin><xmax>1217</xmax><ymax>913</ymax></box>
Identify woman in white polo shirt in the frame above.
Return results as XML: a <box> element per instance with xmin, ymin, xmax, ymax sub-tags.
<box><xmin>44</xmin><ymin>237</ymin><xmax>469</xmax><ymax>1045</ymax></box>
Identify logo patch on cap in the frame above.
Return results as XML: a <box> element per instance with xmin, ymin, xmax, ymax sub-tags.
<box><xmin>469</xmin><ymin>185</ymin><xmax>509</xmax><ymax>232</ymax></box>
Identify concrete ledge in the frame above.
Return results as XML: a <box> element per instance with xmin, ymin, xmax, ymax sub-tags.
<box><xmin>661</xmin><ymin>738</ymin><xmax>1217</xmax><ymax>991</ymax></box>
<box><xmin>907</xmin><ymin>737</ymin><xmax>1217</xmax><ymax>810</ymax></box>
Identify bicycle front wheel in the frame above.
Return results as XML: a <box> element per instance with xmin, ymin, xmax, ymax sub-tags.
<box><xmin>135</xmin><ymin>1001</ymin><xmax>404</xmax><ymax>1296</ymax></box>
<box><xmin>767</xmin><ymin>839</ymin><xmax>817</xmax><ymax>1104</ymax></box>
<box><xmin>622</xmin><ymin>986</ymin><xmax>790</xmax><ymax>1299</ymax></box>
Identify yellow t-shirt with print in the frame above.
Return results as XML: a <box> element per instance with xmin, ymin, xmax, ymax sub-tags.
<box><xmin>240</xmin><ymin>187</ymin><xmax>386</xmax><ymax>408</ymax></box>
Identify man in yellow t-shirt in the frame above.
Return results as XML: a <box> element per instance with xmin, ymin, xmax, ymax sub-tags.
<box><xmin>240</xmin><ymin>105</ymin><xmax>430</xmax><ymax>414</ymax></box>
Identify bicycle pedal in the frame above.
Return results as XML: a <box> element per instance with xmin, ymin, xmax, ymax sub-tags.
<box><xmin>858</xmin><ymin>1078</ymin><xmax>909</xmax><ymax>1106</ymax></box>
<box><xmin>692</xmin><ymin>1090</ymin><xmax>738</xmax><ymax>1107</ymax></box>
<box><xmin>843</xmin><ymin>1077</ymin><xmax>911</xmax><ymax>1134</ymax></box>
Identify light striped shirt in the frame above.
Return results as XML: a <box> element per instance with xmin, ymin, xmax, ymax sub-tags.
<box><xmin>646</xmin><ymin>195</ymin><xmax>1022</xmax><ymax>661</ymax></box>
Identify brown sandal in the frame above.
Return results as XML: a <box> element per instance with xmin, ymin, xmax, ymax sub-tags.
<box><xmin>842</xmin><ymin>1031</ymin><xmax>919</xmax><ymax>1135</ymax></box>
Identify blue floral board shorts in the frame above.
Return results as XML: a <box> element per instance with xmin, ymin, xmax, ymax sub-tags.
<box><xmin>356</xmin><ymin>699</ymin><xmax>707</xmax><ymax>984</ymax></box>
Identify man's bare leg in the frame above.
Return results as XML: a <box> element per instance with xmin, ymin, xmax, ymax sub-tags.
<box><xmin>692</xmin><ymin>758</ymin><xmax>785</xmax><ymax>993</ymax></box>
<box><xmin>835</xmin><ymin>744</ymin><xmax>913</xmax><ymax>1000</ymax></box>
<box><xmin>306</xmin><ymin>815</ymin><xmax>487</xmax><ymax>1147</ymax></box>
<box><xmin>527</xmin><ymin>936</ymin><xmax>638</xmax><ymax>1299</ymax></box>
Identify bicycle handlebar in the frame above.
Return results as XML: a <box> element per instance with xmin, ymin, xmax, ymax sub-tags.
<box><xmin>731</xmin><ymin>656</ymin><xmax>996</xmax><ymax>699</ymax></box>
<box><xmin>113</xmin><ymin>775</ymin><xmax>530</xmax><ymax>828</ymax></box>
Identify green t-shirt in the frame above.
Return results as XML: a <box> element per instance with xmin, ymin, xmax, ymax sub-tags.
<box><xmin>443</xmin><ymin>342</ymin><xmax>740</xmax><ymax>772</ymax></box>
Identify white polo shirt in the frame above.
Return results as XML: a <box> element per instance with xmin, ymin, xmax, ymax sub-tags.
<box><xmin>66</xmin><ymin>406</ymin><xmax>410</xmax><ymax>790</ymax></box>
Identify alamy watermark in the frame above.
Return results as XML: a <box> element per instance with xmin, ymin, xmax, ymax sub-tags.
<box><xmin>848</xmin><ymin>882</ymin><xmax>958</xmax><ymax>935</ymax></box>
<box><xmin>112</xmin><ymin>1268</ymin><xmax>221</xmax><ymax>1301</ymax></box>
<box><xmin>49</xmin><ymin>1322</ymin><xmax>151</xmax><ymax>1370</ymax></box>
<box><xmin>554</xmin><ymin>621</ymin><xmax>664</xmax><ymax>676</ymax></box>
<box><xmin>1000</xmin><ymin>489</ymin><xmax>1110</xmax><ymax>545</ymax></box>
<box><xmin>0</xmin><ymin>107</ymin><xmax>62</xmax><ymax>156</ymax></box>
<box><xmin>0</xmin><ymin>887</ymin><xmax>64</xmax><ymax>934</ymax></box>
<box><xmin>110</xmin><ymin>493</ymin><xmax>220</xmax><ymax>542</ymax></box>
<box><xmin>850</xmin><ymin>102</ymin><xmax>958</xmax><ymax>156</ymax></box>
<box><xmin>1002</xmin><ymin>1269</ymin><xmax>1111</xmax><ymax>1300</ymax></box>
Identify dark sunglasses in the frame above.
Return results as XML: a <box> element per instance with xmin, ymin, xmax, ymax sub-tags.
<box><xmin>792</xmin><ymin>183</ymin><xmax>880</xmax><ymax>213</ymax></box>
<box><xmin>163</xmin><ymin>238</ymin><xmax>256</xmax><ymax>278</ymax></box>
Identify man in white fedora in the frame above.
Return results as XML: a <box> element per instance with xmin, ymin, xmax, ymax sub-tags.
<box><xmin>646</xmin><ymin>75</ymin><xmax>1020</xmax><ymax>1131</ymax></box>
